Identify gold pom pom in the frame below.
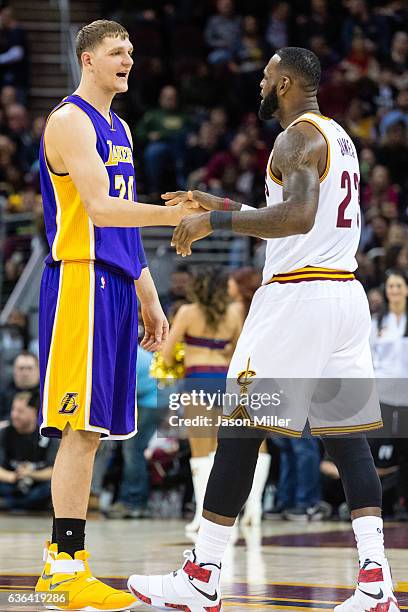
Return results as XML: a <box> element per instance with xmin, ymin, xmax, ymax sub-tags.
<box><xmin>149</xmin><ymin>342</ymin><xmax>185</xmax><ymax>387</ymax></box>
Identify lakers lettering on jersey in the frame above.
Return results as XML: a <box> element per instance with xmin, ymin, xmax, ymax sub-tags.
<box><xmin>262</xmin><ymin>112</ymin><xmax>361</xmax><ymax>284</ymax></box>
<box><xmin>39</xmin><ymin>94</ymin><xmax>146</xmax><ymax>279</ymax></box>
<box><xmin>105</xmin><ymin>140</ymin><xmax>134</xmax><ymax>166</ymax></box>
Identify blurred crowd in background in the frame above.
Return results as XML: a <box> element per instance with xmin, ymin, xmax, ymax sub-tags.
<box><xmin>0</xmin><ymin>0</ymin><xmax>407</xmax><ymax>522</ymax></box>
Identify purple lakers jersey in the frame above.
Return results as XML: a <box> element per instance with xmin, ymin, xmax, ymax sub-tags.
<box><xmin>39</xmin><ymin>94</ymin><xmax>146</xmax><ymax>279</ymax></box>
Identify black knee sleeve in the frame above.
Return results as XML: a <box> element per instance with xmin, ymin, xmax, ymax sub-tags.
<box><xmin>203</xmin><ymin>426</ymin><xmax>264</xmax><ymax>517</ymax></box>
<box><xmin>322</xmin><ymin>436</ymin><xmax>382</xmax><ymax>511</ymax></box>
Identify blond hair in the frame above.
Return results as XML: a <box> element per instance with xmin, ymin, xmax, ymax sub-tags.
<box><xmin>76</xmin><ymin>19</ymin><xmax>129</xmax><ymax>65</ymax></box>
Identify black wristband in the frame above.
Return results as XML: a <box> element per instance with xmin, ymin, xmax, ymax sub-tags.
<box><xmin>210</xmin><ymin>210</ymin><xmax>233</xmax><ymax>231</ymax></box>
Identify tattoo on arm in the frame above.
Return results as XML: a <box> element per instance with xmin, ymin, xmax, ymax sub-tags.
<box><xmin>226</xmin><ymin>199</ymin><xmax>246</xmax><ymax>211</ymax></box>
<box><xmin>227</xmin><ymin>126</ymin><xmax>321</xmax><ymax>239</ymax></box>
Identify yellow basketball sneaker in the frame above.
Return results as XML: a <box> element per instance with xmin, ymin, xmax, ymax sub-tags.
<box><xmin>35</xmin><ymin>541</ymin><xmax>58</xmax><ymax>593</ymax></box>
<box><xmin>43</xmin><ymin>549</ymin><xmax>137</xmax><ymax>611</ymax></box>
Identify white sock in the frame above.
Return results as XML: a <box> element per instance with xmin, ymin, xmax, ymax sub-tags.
<box><xmin>352</xmin><ymin>516</ymin><xmax>385</xmax><ymax>566</ymax></box>
<box><xmin>195</xmin><ymin>517</ymin><xmax>234</xmax><ymax>565</ymax></box>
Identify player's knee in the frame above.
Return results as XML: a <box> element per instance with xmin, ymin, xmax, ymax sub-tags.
<box><xmin>61</xmin><ymin>426</ymin><xmax>101</xmax><ymax>452</ymax></box>
<box><xmin>322</xmin><ymin>435</ymin><xmax>372</xmax><ymax>467</ymax></box>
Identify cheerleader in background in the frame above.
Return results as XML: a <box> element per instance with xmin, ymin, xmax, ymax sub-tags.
<box><xmin>161</xmin><ymin>266</ymin><xmax>241</xmax><ymax>531</ymax></box>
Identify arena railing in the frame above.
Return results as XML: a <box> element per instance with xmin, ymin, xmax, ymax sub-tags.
<box><xmin>0</xmin><ymin>233</ymin><xmax>46</xmax><ymax>327</ymax></box>
<box><xmin>52</xmin><ymin>0</ymin><xmax>80</xmax><ymax>89</ymax></box>
<box><xmin>141</xmin><ymin>227</ymin><xmax>251</xmax><ymax>293</ymax></box>
<box><xmin>0</xmin><ymin>197</ymin><xmax>6</xmax><ymax>305</ymax></box>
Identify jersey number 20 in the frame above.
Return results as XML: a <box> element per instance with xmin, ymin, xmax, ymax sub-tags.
<box><xmin>337</xmin><ymin>170</ymin><xmax>359</xmax><ymax>228</ymax></box>
<box><xmin>115</xmin><ymin>174</ymin><xmax>134</xmax><ymax>201</ymax></box>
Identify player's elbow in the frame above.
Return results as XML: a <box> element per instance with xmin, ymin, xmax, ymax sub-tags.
<box><xmin>298</xmin><ymin>215</ymin><xmax>315</xmax><ymax>234</ymax></box>
<box><xmin>84</xmin><ymin>199</ymin><xmax>107</xmax><ymax>227</ymax></box>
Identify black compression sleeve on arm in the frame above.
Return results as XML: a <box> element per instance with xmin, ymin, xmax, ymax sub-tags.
<box><xmin>210</xmin><ymin>211</ymin><xmax>233</xmax><ymax>231</ymax></box>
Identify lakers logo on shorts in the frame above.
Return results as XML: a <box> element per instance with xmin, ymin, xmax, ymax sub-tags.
<box><xmin>58</xmin><ymin>392</ymin><xmax>79</xmax><ymax>415</ymax></box>
<box><xmin>237</xmin><ymin>357</ymin><xmax>256</xmax><ymax>395</ymax></box>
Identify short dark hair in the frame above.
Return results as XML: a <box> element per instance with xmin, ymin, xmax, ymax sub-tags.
<box><xmin>76</xmin><ymin>19</ymin><xmax>129</xmax><ymax>65</ymax></box>
<box><xmin>14</xmin><ymin>350</ymin><xmax>39</xmax><ymax>364</ymax></box>
<box><xmin>173</xmin><ymin>263</ymin><xmax>191</xmax><ymax>275</ymax></box>
<box><xmin>276</xmin><ymin>47</ymin><xmax>321</xmax><ymax>91</ymax></box>
<box><xmin>13</xmin><ymin>389</ymin><xmax>40</xmax><ymax>410</ymax></box>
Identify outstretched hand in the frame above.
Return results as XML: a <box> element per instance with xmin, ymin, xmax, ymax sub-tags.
<box><xmin>171</xmin><ymin>212</ymin><xmax>213</xmax><ymax>257</ymax></box>
<box><xmin>162</xmin><ymin>190</ymin><xmax>222</xmax><ymax>211</ymax></box>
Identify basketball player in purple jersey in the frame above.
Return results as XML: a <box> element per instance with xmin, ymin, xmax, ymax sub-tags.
<box><xmin>35</xmin><ymin>20</ymin><xmax>199</xmax><ymax>611</ymax></box>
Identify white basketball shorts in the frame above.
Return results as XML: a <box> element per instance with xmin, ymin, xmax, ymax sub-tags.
<box><xmin>224</xmin><ymin>279</ymin><xmax>383</xmax><ymax>436</ymax></box>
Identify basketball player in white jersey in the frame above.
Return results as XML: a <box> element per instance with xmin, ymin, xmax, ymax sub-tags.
<box><xmin>128</xmin><ymin>48</ymin><xmax>400</xmax><ymax>612</ymax></box>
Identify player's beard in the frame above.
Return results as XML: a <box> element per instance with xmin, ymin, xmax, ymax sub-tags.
<box><xmin>258</xmin><ymin>84</ymin><xmax>279</xmax><ymax>121</ymax></box>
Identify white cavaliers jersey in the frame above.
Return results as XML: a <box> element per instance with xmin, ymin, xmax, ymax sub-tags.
<box><xmin>262</xmin><ymin>112</ymin><xmax>361</xmax><ymax>284</ymax></box>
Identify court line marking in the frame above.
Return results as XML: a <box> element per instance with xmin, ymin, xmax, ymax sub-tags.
<box><xmin>227</xmin><ymin>595</ymin><xmax>340</xmax><ymax>604</ymax></box>
<box><xmin>223</xmin><ymin>604</ymin><xmax>332</xmax><ymax>611</ymax></box>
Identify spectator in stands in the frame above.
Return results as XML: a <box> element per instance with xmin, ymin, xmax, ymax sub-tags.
<box><xmin>379</xmin><ymin>88</ymin><xmax>408</xmax><ymax>136</ymax></box>
<box><xmin>367</xmin><ymin>287</ymin><xmax>384</xmax><ymax>315</ymax></box>
<box><xmin>204</xmin><ymin>131</ymin><xmax>249</xmax><ymax>190</ymax></box>
<box><xmin>265</xmin><ymin>2</ymin><xmax>290</xmax><ymax>53</ymax></box>
<box><xmin>389</xmin><ymin>31</ymin><xmax>408</xmax><ymax>85</ymax></box>
<box><xmin>137</xmin><ymin>85</ymin><xmax>189</xmax><ymax>196</ymax></box>
<box><xmin>266</xmin><ymin>436</ymin><xmax>322</xmax><ymax>521</ymax></box>
<box><xmin>208</xmin><ymin>106</ymin><xmax>230</xmax><ymax>149</ymax></box>
<box><xmin>231</xmin><ymin>15</ymin><xmax>266</xmax><ymax>111</ymax></box>
<box><xmin>318</xmin><ymin>66</ymin><xmax>355</xmax><ymax>121</ymax></box>
<box><xmin>343</xmin><ymin>97</ymin><xmax>375</xmax><ymax>145</ymax></box>
<box><xmin>0</xmin><ymin>133</ymin><xmax>17</xmax><ymax>196</ymax></box>
<box><xmin>5</xmin><ymin>103</ymin><xmax>35</xmax><ymax>172</ymax></box>
<box><xmin>362</xmin><ymin>165</ymin><xmax>399</xmax><ymax>214</ymax></box>
<box><xmin>204</xmin><ymin>0</ymin><xmax>241</xmax><ymax>66</ymax></box>
<box><xmin>295</xmin><ymin>0</ymin><xmax>339</xmax><ymax>52</ymax></box>
<box><xmin>0</xmin><ymin>351</ymin><xmax>40</xmax><ymax>419</ymax></box>
<box><xmin>0</xmin><ymin>391</ymin><xmax>57</xmax><ymax>511</ymax></box>
<box><xmin>1</xmin><ymin>310</ymin><xmax>29</xmax><ymax>362</ymax></box>
<box><xmin>160</xmin><ymin>263</ymin><xmax>192</xmax><ymax>315</ymax></box>
<box><xmin>370</xmin><ymin>269</ymin><xmax>408</xmax><ymax>520</ymax></box>
<box><xmin>185</xmin><ymin>121</ymin><xmax>220</xmax><ymax>188</ymax></box>
<box><xmin>0</xmin><ymin>6</ymin><xmax>28</xmax><ymax>99</ymax></box>
<box><xmin>106</xmin><ymin>346</ymin><xmax>166</xmax><ymax>518</ymax></box>
<box><xmin>341</xmin><ymin>33</ymin><xmax>380</xmax><ymax>84</ymax></box>
<box><xmin>396</xmin><ymin>244</ymin><xmax>408</xmax><ymax>276</ymax></box>
<box><xmin>0</xmin><ymin>83</ymin><xmax>16</xmax><ymax>108</ymax></box>
<box><xmin>372</xmin><ymin>65</ymin><xmax>398</xmax><ymax>118</ymax></box>
<box><xmin>180</xmin><ymin>61</ymin><xmax>220</xmax><ymax>110</ymax></box>
<box><xmin>387</xmin><ymin>222</ymin><xmax>407</xmax><ymax>250</ymax></box>
<box><xmin>359</xmin><ymin>146</ymin><xmax>377</xmax><ymax>185</ymax></box>
<box><xmin>309</xmin><ymin>36</ymin><xmax>340</xmax><ymax>81</ymax></box>
<box><xmin>377</xmin><ymin>120</ymin><xmax>408</xmax><ymax>189</ymax></box>
<box><xmin>341</xmin><ymin>0</ymin><xmax>389</xmax><ymax>56</ymax></box>
<box><xmin>362</xmin><ymin>213</ymin><xmax>390</xmax><ymax>255</ymax></box>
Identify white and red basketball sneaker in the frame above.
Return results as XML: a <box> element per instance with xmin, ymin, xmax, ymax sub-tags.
<box><xmin>334</xmin><ymin>558</ymin><xmax>400</xmax><ymax>612</ymax></box>
<box><xmin>127</xmin><ymin>550</ymin><xmax>222</xmax><ymax>612</ymax></box>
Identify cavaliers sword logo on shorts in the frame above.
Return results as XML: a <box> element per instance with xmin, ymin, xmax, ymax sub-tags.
<box><xmin>58</xmin><ymin>393</ymin><xmax>79</xmax><ymax>415</ymax></box>
<box><xmin>237</xmin><ymin>357</ymin><xmax>256</xmax><ymax>395</ymax></box>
